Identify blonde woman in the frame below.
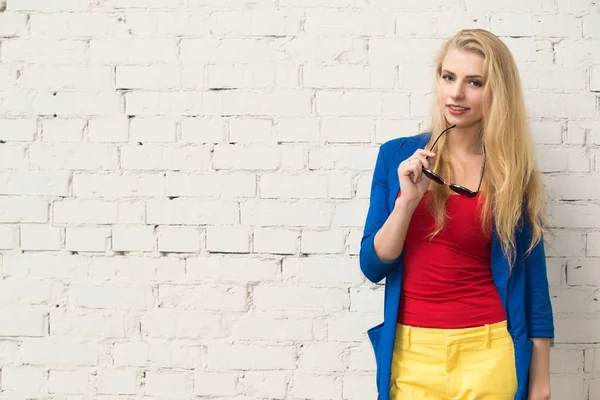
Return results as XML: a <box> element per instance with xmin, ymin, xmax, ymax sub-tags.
<box><xmin>360</xmin><ymin>29</ymin><xmax>553</xmax><ymax>400</ymax></box>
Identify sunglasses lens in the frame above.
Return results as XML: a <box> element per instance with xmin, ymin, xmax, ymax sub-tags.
<box><xmin>450</xmin><ymin>184</ymin><xmax>476</xmax><ymax>197</ymax></box>
<box><xmin>423</xmin><ymin>168</ymin><xmax>445</xmax><ymax>185</ymax></box>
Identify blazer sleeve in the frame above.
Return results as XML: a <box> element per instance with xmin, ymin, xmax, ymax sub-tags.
<box><xmin>359</xmin><ymin>144</ymin><xmax>402</xmax><ymax>284</ymax></box>
<box><xmin>522</xmin><ymin>219</ymin><xmax>555</xmax><ymax>338</ymax></box>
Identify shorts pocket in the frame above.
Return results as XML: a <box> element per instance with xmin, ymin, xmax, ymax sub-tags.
<box><xmin>367</xmin><ymin>322</ymin><xmax>384</xmax><ymax>391</ymax></box>
<box><xmin>513</xmin><ymin>339</ymin><xmax>534</xmax><ymax>400</ymax></box>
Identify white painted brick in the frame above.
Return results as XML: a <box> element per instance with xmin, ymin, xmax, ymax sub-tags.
<box><xmin>555</xmin><ymin>40</ymin><xmax>600</xmax><ymax>65</ymax></box>
<box><xmin>591</xmin><ymin>378</ymin><xmax>600</xmax><ymax>400</ymax></box>
<box><xmin>549</xmin><ymin>203</ymin><xmax>600</xmax><ymax>228</ymax></box>
<box><xmin>29</xmin><ymin>143</ymin><xmax>118</xmax><ymax>170</ymax></box>
<box><xmin>166</xmin><ymin>172</ymin><xmax>255</xmax><ymax>198</ymax></box>
<box><xmin>279</xmin><ymin>0</ymin><xmax>352</xmax><ymax>6</ymax></box>
<box><xmin>298</xmin><ymin>343</ymin><xmax>348</xmax><ymax>371</ymax></box>
<box><xmin>0</xmin><ymin>13</ymin><xmax>28</xmax><ymax>37</ymax></box>
<box><xmin>530</xmin><ymin>120</ymin><xmax>562</xmax><ymax>145</ymax></box>
<box><xmin>68</xmin><ymin>285</ymin><xmax>149</xmax><ymax>310</ymax></box>
<box><xmin>322</xmin><ymin>117</ymin><xmax>373</xmax><ymax>143</ymax></box>
<box><xmin>304</xmin><ymin>10</ymin><xmax>393</xmax><ymax>37</ymax></box>
<box><xmin>148</xmin><ymin>199</ymin><xmax>238</xmax><ymax>225</ymax></box>
<box><xmin>116</xmin><ymin>66</ymin><xmax>181</xmax><ymax>90</ymax></box>
<box><xmin>20</xmin><ymin>224</ymin><xmax>62</xmax><ymax>251</ymax></box>
<box><xmin>316</xmin><ymin>91</ymin><xmax>381</xmax><ymax>116</ymax></box>
<box><xmin>2</xmin><ymin>40</ymin><xmax>88</xmax><ymax>64</ymax></box>
<box><xmin>0</xmin><ymin>172</ymin><xmax>69</xmax><ymax>197</ymax></box>
<box><xmin>291</xmin><ymin>372</ymin><xmax>338</xmax><ymax>400</ymax></box>
<box><xmin>550</xmin><ymin>347</ymin><xmax>584</xmax><ymax>373</ymax></box>
<box><xmin>280</xmin><ymin>145</ymin><xmax>307</xmax><ymax>170</ymax></box>
<box><xmin>520</xmin><ymin>66</ymin><xmax>587</xmax><ymax>92</ymax></box>
<box><xmin>544</xmin><ymin>230</ymin><xmax>586</xmax><ymax>257</ymax></box>
<box><xmin>180</xmin><ymin>118</ymin><xmax>225</xmax><ymax>144</ymax></box>
<box><xmin>491</xmin><ymin>13</ymin><xmax>579</xmax><ymax>37</ymax></box>
<box><xmin>112</xmin><ymin>226</ymin><xmax>155</xmax><ymax>252</ymax></box>
<box><xmin>0</xmin><ymin>225</ymin><xmax>19</xmax><ymax>249</ymax></box>
<box><xmin>545</xmin><ymin>258</ymin><xmax>564</xmax><ymax>286</ymax></box>
<box><xmin>146</xmin><ymin>371</ymin><xmax>190</xmax><ymax>398</ymax></box>
<box><xmin>0</xmin><ymin>198</ymin><xmax>48</xmax><ymax>223</ymax></box>
<box><xmin>333</xmin><ymin>200</ymin><xmax>369</xmax><ymax>227</ymax></box>
<box><xmin>276</xmin><ymin>118</ymin><xmax>320</xmax><ymax>143</ymax></box>
<box><xmin>546</xmin><ymin>174</ymin><xmax>595</xmax><ymax>201</ymax></box>
<box><xmin>120</xmin><ymin>145</ymin><xmax>211</xmax><ymax>171</ymax></box>
<box><xmin>54</xmin><ymin>200</ymin><xmax>117</xmax><ymax>225</ymax></box>
<box><xmin>369</xmin><ymin>38</ymin><xmax>443</xmax><ymax>66</ymax></box>
<box><xmin>588</xmin><ymin>231</ymin><xmax>600</xmax><ymax>256</ymax></box>
<box><xmin>0</xmin><ymin>119</ymin><xmax>36</xmax><ymax>142</ymax></box>
<box><xmin>206</xmin><ymin>343</ymin><xmax>296</xmax><ymax>370</ymax></box>
<box><xmin>159</xmin><ymin>284</ymin><xmax>247</xmax><ymax>312</ymax></box>
<box><xmin>97</xmin><ymin>369</ymin><xmax>138</xmax><ymax>395</ymax></box>
<box><xmin>49</xmin><ymin>370</ymin><xmax>89</xmax><ymax>394</ymax></box>
<box><xmin>229</xmin><ymin>118</ymin><xmax>275</xmax><ymax>144</ymax></box>
<box><xmin>350</xmin><ymin>287</ymin><xmax>384</xmax><ymax>313</ymax></box>
<box><xmin>253</xmin><ymin>227</ymin><xmax>298</xmax><ymax>254</ymax></box>
<box><xmin>210</xmin><ymin>11</ymin><xmax>300</xmax><ymax>37</ymax></box>
<box><xmin>7</xmin><ymin>0</ymin><xmax>91</xmax><ymax>11</ymax></box>
<box><xmin>231</xmin><ymin>313</ymin><xmax>312</xmax><ymax>341</ymax></box>
<box><xmin>282</xmin><ymin>256</ymin><xmax>363</xmax><ymax>284</ymax></box>
<box><xmin>550</xmin><ymin>375</ymin><xmax>584</xmax><ymax>400</ymax></box>
<box><xmin>1</xmin><ymin>366</ymin><xmax>48</xmax><ymax>392</ymax></box>
<box><xmin>88</xmin><ymin>117</ymin><xmax>129</xmax><ymax>143</ymax></box>
<box><xmin>203</xmin><ymin>89</ymin><xmax>312</xmax><ymax>117</ymax></box>
<box><xmin>304</xmin><ymin>65</ymin><xmax>371</xmax><ymax>89</ymax></box>
<box><xmin>73</xmin><ymin>173</ymin><xmax>165</xmax><ymax>198</ymax></box>
<box><xmin>194</xmin><ymin>372</ymin><xmax>238</xmax><ymax>397</ymax></box>
<box><xmin>35</xmin><ymin>92</ymin><xmax>122</xmax><ymax>117</ymax></box>
<box><xmin>18</xmin><ymin>340</ymin><xmax>97</xmax><ymax>366</ymax></box>
<box><xmin>238</xmin><ymin>372</ymin><xmax>289</xmax><ymax>399</ymax></box>
<box><xmin>0</xmin><ymin>279</ymin><xmax>59</xmax><ymax>306</ymax></box>
<box><xmin>260</xmin><ymin>174</ymin><xmax>327</xmax><ymax>199</ymax></box>
<box><xmin>49</xmin><ymin>312</ymin><xmax>128</xmax><ymax>339</ymax></box>
<box><xmin>42</xmin><ymin>119</ymin><xmax>85</xmax><ymax>142</ymax></box>
<box><xmin>555</xmin><ymin>318</ymin><xmax>600</xmax><ymax>343</ymax></box>
<box><xmin>116</xmin><ymin>202</ymin><xmax>146</xmax><ymax>225</ymax></box>
<box><xmin>90</xmin><ymin>39</ymin><xmax>177</xmax><ymax>64</ymax></box>
<box><xmin>309</xmin><ymin>146</ymin><xmax>377</xmax><ymax>171</ymax></box>
<box><xmin>112</xmin><ymin>343</ymin><xmax>147</xmax><ymax>367</ymax></box>
<box><xmin>591</xmin><ymin>65</ymin><xmax>600</xmax><ymax>92</ymax></box>
<box><xmin>328</xmin><ymin>312</ymin><xmax>380</xmax><ymax>341</ymax></box>
<box><xmin>589</xmin><ymin>348</ymin><xmax>600</xmax><ymax>372</ymax></box>
<box><xmin>0</xmin><ymin>308</ymin><xmax>45</xmax><ymax>337</ymax></box>
<box><xmin>300</xmin><ymin>230</ymin><xmax>345</xmax><ymax>254</ymax></box>
<box><xmin>122</xmin><ymin>11</ymin><xmax>209</xmax><ymax>37</ymax></box>
<box><xmin>342</xmin><ymin>373</ymin><xmax>376</xmax><ymax>400</ymax></box>
<box><xmin>84</xmin><ymin>256</ymin><xmax>185</xmax><ymax>283</ymax></box>
<box><xmin>157</xmin><ymin>226</ymin><xmax>201</xmax><ymax>253</ymax></box>
<box><xmin>29</xmin><ymin>13</ymin><xmax>113</xmax><ymax>38</ymax></box>
<box><xmin>206</xmin><ymin>225</ymin><xmax>251</xmax><ymax>253</ymax></box>
<box><xmin>0</xmin><ymin>91</ymin><xmax>29</xmax><ymax>116</ymax></box>
<box><xmin>105</xmin><ymin>0</ymin><xmax>181</xmax><ymax>8</ymax></box>
<box><xmin>253</xmin><ymin>286</ymin><xmax>348</xmax><ymax>311</ymax></box>
<box><xmin>376</xmin><ymin>119</ymin><xmax>421</xmax><ymax>144</ymax></box>
<box><xmin>566</xmin><ymin>259</ymin><xmax>600</xmax><ymax>286</ymax></box>
<box><xmin>551</xmin><ymin>287</ymin><xmax>600</xmax><ymax>314</ymax></box>
<box><xmin>527</xmin><ymin>93</ymin><xmax>597</xmax><ymax>119</ymax></box>
<box><xmin>130</xmin><ymin>118</ymin><xmax>177</xmax><ymax>143</ymax></box>
<box><xmin>241</xmin><ymin>200</ymin><xmax>332</xmax><ymax>227</ymax></box>
<box><xmin>347</xmin><ymin>229</ymin><xmax>362</xmax><ymax>255</ymax></box>
<box><xmin>213</xmin><ymin>145</ymin><xmax>280</xmax><ymax>170</ymax></box>
<box><xmin>141</xmin><ymin>309</ymin><xmax>225</xmax><ymax>339</ymax></box>
<box><xmin>148</xmin><ymin>344</ymin><xmax>203</xmax><ymax>369</ymax></box>
<box><xmin>23</xmin><ymin>66</ymin><xmax>112</xmax><ymax>91</ymax></box>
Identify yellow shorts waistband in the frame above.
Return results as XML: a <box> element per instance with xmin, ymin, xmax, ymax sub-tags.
<box><xmin>395</xmin><ymin>320</ymin><xmax>510</xmax><ymax>347</ymax></box>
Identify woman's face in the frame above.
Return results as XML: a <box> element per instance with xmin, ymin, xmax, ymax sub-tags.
<box><xmin>438</xmin><ymin>47</ymin><xmax>485</xmax><ymax>129</ymax></box>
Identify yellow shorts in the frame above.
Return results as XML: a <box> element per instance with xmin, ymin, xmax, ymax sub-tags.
<box><xmin>390</xmin><ymin>320</ymin><xmax>518</xmax><ymax>400</ymax></box>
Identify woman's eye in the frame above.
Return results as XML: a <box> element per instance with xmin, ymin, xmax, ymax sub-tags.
<box><xmin>442</xmin><ymin>75</ymin><xmax>454</xmax><ymax>81</ymax></box>
<box><xmin>470</xmin><ymin>80</ymin><xmax>482</xmax><ymax>87</ymax></box>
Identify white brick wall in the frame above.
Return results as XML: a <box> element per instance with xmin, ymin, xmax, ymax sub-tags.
<box><xmin>0</xmin><ymin>0</ymin><xmax>598</xmax><ymax>398</ymax></box>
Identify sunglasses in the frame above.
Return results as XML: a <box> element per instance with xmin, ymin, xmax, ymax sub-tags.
<box><xmin>421</xmin><ymin>125</ymin><xmax>486</xmax><ymax>198</ymax></box>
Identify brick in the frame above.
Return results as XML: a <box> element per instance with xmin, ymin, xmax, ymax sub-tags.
<box><xmin>141</xmin><ymin>309</ymin><xmax>226</xmax><ymax>339</ymax></box>
<box><xmin>180</xmin><ymin>118</ymin><xmax>225</xmax><ymax>144</ymax></box>
<box><xmin>23</xmin><ymin>66</ymin><xmax>112</xmax><ymax>91</ymax></box>
<box><xmin>148</xmin><ymin>199</ymin><xmax>238</xmax><ymax>225</ymax></box>
<box><xmin>203</xmin><ymin>89</ymin><xmax>312</xmax><ymax>116</ymax></box>
<box><xmin>130</xmin><ymin>118</ymin><xmax>177</xmax><ymax>143</ymax></box>
<box><xmin>210</xmin><ymin>11</ymin><xmax>300</xmax><ymax>36</ymax></box>
<box><xmin>0</xmin><ymin>279</ymin><xmax>59</xmax><ymax>306</ymax></box>
<box><xmin>0</xmin><ymin>172</ymin><xmax>69</xmax><ymax>197</ymax></box>
<box><xmin>275</xmin><ymin>117</ymin><xmax>320</xmax><ymax>143</ymax></box>
<box><xmin>588</xmin><ymin>232</ymin><xmax>600</xmax><ymax>256</ymax></box>
<box><xmin>253</xmin><ymin>286</ymin><xmax>348</xmax><ymax>311</ymax></box>
<box><xmin>166</xmin><ymin>172</ymin><xmax>255</xmax><ymax>197</ymax></box>
<box><xmin>182</xmin><ymin>256</ymin><xmax>294</xmax><ymax>284</ymax></box>
<box><xmin>159</xmin><ymin>284</ymin><xmax>247</xmax><ymax>312</ymax></box>
<box><xmin>206</xmin><ymin>343</ymin><xmax>295</xmax><ymax>370</ymax></box>
<box><xmin>0</xmin><ymin>13</ymin><xmax>28</xmax><ymax>37</ymax></box>
<box><xmin>206</xmin><ymin>225</ymin><xmax>251</xmax><ymax>253</ymax></box>
<box><xmin>241</xmin><ymin>200</ymin><xmax>332</xmax><ymax>227</ymax></box>
<box><xmin>68</xmin><ymin>285</ymin><xmax>150</xmax><ymax>310</ymax></box>
<box><xmin>291</xmin><ymin>372</ymin><xmax>338</xmax><ymax>399</ymax></box>
<box><xmin>112</xmin><ymin>343</ymin><xmax>147</xmax><ymax>367</ymax></box>
<box><xmin>206</xmin><ymin>63</ymin><xmax>276</xmax><ymax>89</ymax></box>
<box><xmin>18</xmin><ymin>340</ymin><xmax>97</xmax><ymax>366</ymax></box>
<box><xmin>520</xmin><ymin>65</ymin><xmax>587</xmax><ymax>91</ymax></box>
<box><xmin>342</xmin><ymin>373</ymin><xmax>376</xmax><ymax>400</ymax></box>
<box><xmin>147</xmin><ymin>344</ymin><xmax>203</xmax><ymax>369</ymax></box>
<box><xmin>65</xmin><ymin>228</ymin><xmax>111</xmax><ymax>252</ymax></box>
<box><xmin>112</xmin><ymin>226</ymin><xmax>155</xmax><ymax>252</ymax></box>
<box><xmin>1</xmin><ymin>366</ymin><xmax>48</xmax><ymax>392</ymax></box>
<box><xmin>73</xmin><ymin>173</ymin><xmax>165</xmax><ymax>198</ymax></box>
<box><xmin>549</xmin><ymin>347</ymin><xmax>584</xmax><ymax>373</ymax></box>
<box><xmin>49</xmin><ymin>370</ymin><xmax>89</xmax><ymax>394</ymax></box>
<box><xmin>304</xmin><ymin>10</ymin><xmax>393</xmax><ymax>37</ymax></box>
<box><xmin>530</xmin><ymin>120</ymin><xmax>563</xmax><ymax>145</ymax></box>
<box><xmin>554</xmin><ymin>318</ymin><xmax>600</xmax><ymax>343</ymax></box>
<box><xmin>213</xmin><ymin>145</ymin><xmax>280</xmax><ymax>170</ymax></box>
<box><xmin>146</xmin><ymin>371</ymin><xmax>190</xmax><ymax>398</ymax></box>
<box><xmin>491</xmin><ymin>13</ymin><xmax>579</xmax><ymax>37</ymax></box>
<box><xmin>549</xmin><ymin>203</ymin><xmax>600</xmax><ymax>228</ymax></box>
<box><xmin>0</xmin><ymin>118</ymin><xmax>36</xmax><ymax>142</ymax></box>
<box><xmin>0</xmin><ymin>197</ymin><xmax>48</xmax><ymax>223</ymax></box>
<box><xmin>375</xmin><ymin>119</ymin><xmax>420</xmax><ymax>144</ymax></box>
<box><xmin>551</xmin><ymin>287</ymin><xmax>600</xmax><ymax>314</ymax></box>
<box><xmin>298</xmin><ymin>343</ymin><xmax>348</xmax><ymax>371</ymax></box>
<box><xmin>2</xmin><ymin>40</ymin><xmax>88</xmax><ymax>64</ymax></box>
<box><xmin>122</xmin><ymin>11</ymin><xmax>209</xmax><ymax>37</ymax></box>
<box><xmin>350</xmin><ymin>287</ymin><xmax>384</xmax><ymax>313</ymax></box>
<box><xmin>328</xmin><ymin>312</ymin><xmax>380</xmax><ymax>341</ymax></box>
<box><xmin>591</xmin><ymin>65</ymin><xmax>600</xmax><ymax>92</ymax></box>
<box><xmin>229</xmin><ymin>118</ymin><xmax>275</xmax><ymax>144</ymax></box>
<box><xmin>555</xmin><ymin>40</ymin><xmax>600</xmax><ymax>65</ymax></box>
<box><xmin>90</xmin><ymin>39</ymin><xmax>177</xmax><ymax>64</ymax></box>
<box><xmin>54</xmin><ymin>200</ymin><xmax>117</xmax><ymax>225</ymax></box>
<box><xmin>544</xmin><ymin>229</ymin><xmax>586</xmax><ymax>257</ymax></box>
<box><xmin>549</xmin><ymin>375</ymin><xmax>584</xmax><ymax>400</ymax></box>
<box><xmin>260</xmin><ymin>174</ymin><xmax>328</xmax><ymax>199</ymax></box>
<box><xmin>29</xmin><ymin>143</ymin><xmax>118</xmax><ymax>170</ymax></box>
<box><xmin>0</xmin><ymin>308</ymin><xmax>45</xmax><ymax>337</ymax></box>
<box><xmin>238</xmin><ymin>372</ymin><xmax>289</xmax><ymax>399</ymax></box>
<box><xmin>333</xmin><ymin>200</ymin><xmax>370</xmax><ymax>227</ymax></box>
<box><xmin>20</xmin><ymin>224</ymin><xmax>62</xmax><ymax>251</ymax></box>
<box><xmin>42</xmin><ymin>119</ymin><xmax>85</xmax><ymax>142</ymax></box>
<box><xmin>304</xmin><ymin>65</ymin><xmax>371</xmax><ymax>89</ymax></box>
<box><xmin>300</xmin><ymin>230</ymin><xmax>345</xmax><ymax>254</ymax></box>
<box><xmin>0</xmin><ymin>225</ymin><xmax>19</xmax><ymax>249</ymax></box>
<box><xmin>231</xmin><ymin>313</ymin><xmax>312</xmax><ymax>341</ymax></box>
<box><xmin>97</xmin><ymin>369</ymin><xmax>138</xmax><ymax>395</ymax></box>
<box><xmin>322</xmin><ymin>117</ymin><xmax>373</xmax><ymax>143</ymax></box>
<box><xmin>309</xmin><ymin>146</ymin><xmax>377</xmax><ymax>171</ymax></box>
<box><xmin>104</xmin><ymin>0</ymin><xmax>182</xmax><ymax>8</ymax></box>
<box><xmin>116</xmin><ymin>65</ymin><xmax>181</xmax><ymax>90</ymax></box>
<box><xmin>35</xmin><ymin>92</ymin><xmax>122</xmax><ymax>117</ymax></box>
<box><xmin>49</xmin><ymin>312</ymin><xmax>128</xmax><ymax>339</ymax></box>
<box><xmin>7</xmin><ymin>0</ymin><xmax>91</xmax><ymax>11</ymax></box>
<box><xmin>194</xmin><ymin>372</ymin><xmax>238</xmax><ymax>396</ymax></box>
<box><xmin>253</xmin><ymin>227</ymin><xmax>298</xmax><ymax>254</ymax></box>
<box><xmin>88</xmin><ymin>117</ymin><xmax>129</xmax><ymax>143</ymax></box>
<box><xmin>282</xmin><ymin>256</ymin><xmax>363</xmax><ymax>284</ymax></box>
<box><xmin>30</xmin><ymin>13</ymin><xmax>113</xmax><ymax>38</ymax></box>
<box><xmin>157</xmin><ymin>226</ymin><xmax>201</xmax><ymax>253</ymax></box>
<box><xmin>120</xmin><ymin>145</ymin><xmax>211</xmax><ymax>171</ymax></box>
<box><xmin>0</xmin><ymin>92</ymin><xmax>29</xmax><ymax>116</ymax></box>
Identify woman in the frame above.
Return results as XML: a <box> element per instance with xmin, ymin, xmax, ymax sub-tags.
<box><xmin>359</xmin><ymin>29</ymin><xmax>554</xmax><ymax>400</ymax></box>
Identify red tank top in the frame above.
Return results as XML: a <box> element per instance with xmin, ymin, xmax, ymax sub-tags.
<box><xmin>397</xmin><ymin>190</ymin><xmax>506</xmax><ymax>329</ymax></box>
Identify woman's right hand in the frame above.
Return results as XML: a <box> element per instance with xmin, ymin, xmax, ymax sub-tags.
<box><xmin>396</xmin><ymin>149</ymin><xmax>436</xmax><ymax>209</ymax></box>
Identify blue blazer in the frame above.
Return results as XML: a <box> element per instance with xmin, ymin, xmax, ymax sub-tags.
<box><xmin>360</xmin><ymin>133</ymin><xmax>554</xmax><ymax>400</ymax></box>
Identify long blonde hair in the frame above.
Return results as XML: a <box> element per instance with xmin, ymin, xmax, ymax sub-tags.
<box><xmin>425</xmin><ymin>29</ymin><xmax>546</xmax><ymax>263</ymax></box>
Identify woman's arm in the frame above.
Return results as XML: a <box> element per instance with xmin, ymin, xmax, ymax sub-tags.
<box><xmin>528</xmin><ymin>338</ymin><xmax>551</xmax><ymax>400</ymax></box>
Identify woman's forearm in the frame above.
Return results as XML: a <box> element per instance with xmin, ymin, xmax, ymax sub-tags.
<box><xmin>528</xmin><ymin>338</ymin><xmax>551</xmax><ymax>399</ymax></box>
<box><xmin>373</xmin><ymin>199</ymin><xmax>417</xmax><ymax>262</ymax></box>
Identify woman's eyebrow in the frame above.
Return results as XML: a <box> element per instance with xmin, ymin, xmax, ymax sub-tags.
<box><xmin>442</xmin><ymin>69</ymin><xmax>483</xmax><ymax>79</ymax></box>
